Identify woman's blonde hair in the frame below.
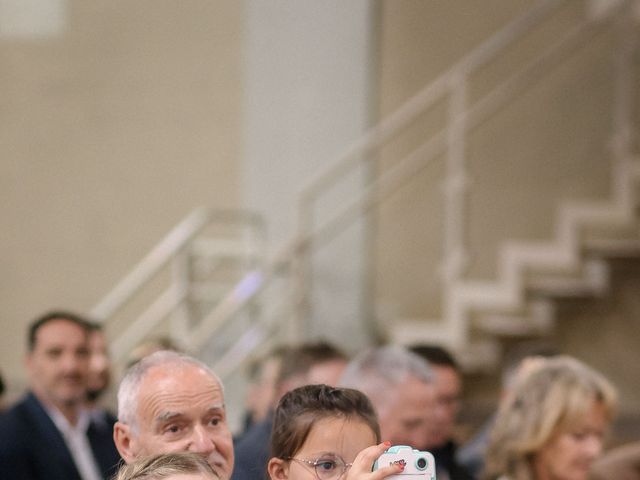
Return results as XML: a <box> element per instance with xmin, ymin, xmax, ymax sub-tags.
<box><xmin>114</xmin><ymin>452</ymin><xmax>219</xmax><ymax>480</ymax></box>
<box><xmin>482</xmin><ymin>355</ymin><xmax>617</xmax><ymax>480</ymax></box>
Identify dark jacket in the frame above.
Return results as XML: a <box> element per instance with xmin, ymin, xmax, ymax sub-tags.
<box><xmin>231</xmin><ymin>412</ymin><xmax>273</xmax><ymax>480</ymax></box>
<box><xmin>432</xmin><ymin>440</ymin><xmax>476</xmax><ymax>480</ymax></box>
<box><xmin>0</xmin><ymin>392</ymin><xmax>121</xmax><ymax>480</ymax></box>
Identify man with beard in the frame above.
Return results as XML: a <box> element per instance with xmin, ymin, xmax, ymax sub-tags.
<box><xmin>0</xmin><ymin>369</ymin><xmax>5</xmax><ymax>411</ymax></box>
<box><xmin>86</xmin><ymin>323</ymin><xmax>112</xmax><ymax>408</ymax></box>
<box><xmin>85</xmin><ymin>323</ymin><xmax>121</xmax><ymax>468</ymax></box>
<box><xmin>113</xmin><ymin>350</ymin><xmax>235</xmax><ymax>480</ymax></box>
<box><xmin>0</xmin><ymin>311</ymin><xmax>121</xmax><ymax>479</ymax></box>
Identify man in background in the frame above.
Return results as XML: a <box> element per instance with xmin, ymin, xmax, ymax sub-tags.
<box><xmin>85</xmin><ymin>323</ymin><xmax>119</xmax><ymax>461</ymax></box>
<box><xmin>86</xmin><ymin>323</ymin><xmax>111</xmax><ymax>407</ymax></box>
<box><xmin>0</xmin><ymin>369</ymin><xmax>5</xmax><ymax>411</ymax></box>
<box><xmin>411</xmin><ymin>344</ymin><xmax>473</xmax><ymax>480</ymax></box>
<box><xmin>113</xmin><ymin>350</ymin><xmax>235</xmax><ymax>479</ymax></box>
<box><xmin>0</xmin><ymin>311</ymin><xmax>120</xmax><ymax>480</ymax></box>
<box><xmin>339</xmin><ymin>345</ymin><xmax>439</xmax><ymax>450</ymax></box>
<box><xmin>235</xmin><ymin>345</ymin><xmax>287</xmax><ymax>439</ymax></box>
<box><xmin>231</xmin><ymin>341</ymin><xmax>348</xmax><ymax>480</ymax></box>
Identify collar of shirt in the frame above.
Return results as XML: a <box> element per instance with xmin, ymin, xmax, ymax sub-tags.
<box><xmin>46</xmin><ymin>403</ymin><xmax>90</xmax><ymax>435</ymax></box>
<box><xmin>44</xmin><ymin>404</ymin><xmax>103</xmax><ymax>480</ymax></box>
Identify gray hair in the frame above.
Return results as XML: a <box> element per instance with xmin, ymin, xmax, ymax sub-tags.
<box><xmin>339</xmin><ymin>345</ymin><xmax>434</xmax><ymax>409</ymax></box>
<box><xmin>117</xmin><ymin>350</ymin><xmax>224</xmax><ymax>429</ymax></box>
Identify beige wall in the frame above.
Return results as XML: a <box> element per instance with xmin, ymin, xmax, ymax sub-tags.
<box><xmin>0</xmin><ymin>1</ymin><xmax>243</xmax><ymax>392</ymax></box>
<box><xmin>374</xmin><ymin>0</ymin><xmax>535</xmax><ymax>321</ymax></box>
<box><xmin>374</xmin><ymin>0</ymin><xmax>640</xmax><ymax>437</ymax></box>
<box><xmin>461</xmin><ymin>259</ymin><xmax>640</xmax><ymax>440</ymax></box>
<box><xmin>241</xmin><ymin>0</ymin><xmax>376</xmax><ymax>351</ymax></box>
<box><xmin>2</xmin><ymin>1</ymin><xmax>637</xmax><ymax>427</ymax></box>
<box><xmin>374</xmin><ymin>0</ymin><xmax>621</xmax><ymax>321</ymax></box>
<box><xmin>556</xmin><ymin>258</ymin><xmax>640</xmax><ymax>420</ymax></box>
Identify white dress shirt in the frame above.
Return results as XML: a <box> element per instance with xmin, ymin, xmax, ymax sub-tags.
<box><xmin>46</xmin><ymin>405</ymin><xmax>104</xmax><ymax>480</ymax></box>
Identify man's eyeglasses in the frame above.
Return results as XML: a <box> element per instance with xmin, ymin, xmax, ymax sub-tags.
<box><xmin>287</xmin><ymin>453</ymin><xmax>353</xmax><ymax>480</ymax></box>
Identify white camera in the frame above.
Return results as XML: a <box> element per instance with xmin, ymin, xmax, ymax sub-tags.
<box><xmin>372</xmin><ymin>445</ymin><xmax>436</xmax><ymax>479</ymax></box>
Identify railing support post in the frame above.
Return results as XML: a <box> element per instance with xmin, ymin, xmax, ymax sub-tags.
<box><xmin>442</xmin><ymin>75</ymin><xmax>469</xmax><ymax>285</ymax></box>
<box><xmin>171</xmin><ymin>249</ymin><xmax>191</xmax><ymax>341</ymax></box>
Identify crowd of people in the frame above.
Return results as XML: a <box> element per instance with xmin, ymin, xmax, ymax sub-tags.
<box><xmin>0</xmin><ymin>310</ymin><xmax>636</xmax><ymax>480</ymax></box>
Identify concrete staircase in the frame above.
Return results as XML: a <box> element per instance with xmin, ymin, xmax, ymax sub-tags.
<box><xmin>391</xmin><ymin>155</ymin><xmax>640</xmax><ymax>371</ymax></box>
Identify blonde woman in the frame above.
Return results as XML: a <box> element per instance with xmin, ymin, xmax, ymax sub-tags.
<box><xmin>114</xmin><ymin>452</ymin><xmax>219</xmax><ymax>480</ymax></box>
<box><xmin>482</xmin><ymin>355</ymin><xmax>617</xmax><ymax>480</ymax></box>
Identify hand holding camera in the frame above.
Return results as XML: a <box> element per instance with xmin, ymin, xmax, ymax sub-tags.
<box><xmin>372</xmin><ymin>445</ymin><xmax>436</xmax><ymax>479</ymax></box>
<box><xmin>341</xmin><ymin>442</ymin><xmax>404</xmax><ymax>480</ymax></box>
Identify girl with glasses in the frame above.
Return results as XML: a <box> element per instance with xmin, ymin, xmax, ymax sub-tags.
<box><xmin>267</xmin><ymin>384</ymin><xmax>404</xmax><ymax>480</ymax></box>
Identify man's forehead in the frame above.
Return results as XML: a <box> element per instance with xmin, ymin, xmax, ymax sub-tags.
<box><xmin>37</xmin><ymin>319</ymin><xmax>87</xmax><ymax>339</ymax></box>
<box><xmin>143</xmin><ymin>370</ymin><xmax>221</xmax><ymax>397</ymax></box>
<box><xmin>137</xmin><ymin>364</ymin><xmax>223</xmax><ymax>410</ymax></box>
<box><xmin>34</xmin><ymin>320</ymin><xmax>89</xmax><ymax>350</ymax></box>
<box><xmin>391</xmin><ymin>377</ymin><xmax>435</xmax><ymax>404</ymax></box>
<box><xmin>143</xmin><ymin>362</ymin><xmax>219</xmax><ymax>384</ymax></box>
<box><xmin>154</xmin><ymin>403</ymin><xmax>225</xmax><ymax>422</ymax></box>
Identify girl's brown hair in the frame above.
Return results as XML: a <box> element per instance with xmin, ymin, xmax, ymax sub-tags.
<box><xmin>270</xmin><ymin>384</ymin><xmax>381</xmax><ymax>461</ymax></box>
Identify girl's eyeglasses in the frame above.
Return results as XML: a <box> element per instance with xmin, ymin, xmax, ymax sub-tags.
<box><xmin>287</xmin><ymin>453</ymin><xmax>353</xmax><ymax>480</ymax></box>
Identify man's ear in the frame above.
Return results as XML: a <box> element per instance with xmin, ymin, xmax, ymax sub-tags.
<box><xmin>267</xmin><ymin>457</ymin><xmax>289</xmax><ymax>480</ymax></box>
<box><xmin>113</xmin><ymin>421</ymin><xmax>138</xmax><ymax>463</ymax></box>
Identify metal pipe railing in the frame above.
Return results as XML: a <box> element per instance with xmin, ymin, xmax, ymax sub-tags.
<box><xmin>91</xmin><ymin>208</ymin><xmax>210</xmax><ymax>320</ymax></box>
<box><xmin>93</xmin><ymin>0</ymin><xmax>636</xmax><ymax>377</ymax></box>
<box><xmin>297</xmin><ymin>0</ymin><xmax>565</xmax><ymax>206</ymax></box>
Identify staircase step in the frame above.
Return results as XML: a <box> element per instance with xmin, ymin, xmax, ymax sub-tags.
<box><xmin>475</xmin><ymin>298</ymin><xmax>555</xmax><ymax>337</ymax></box>
<box><xmin>583</xmin><ymin>238</ymin><xmax>640</xmax><ymax>258</ymax></box>
<box><xmin>388</xmin><ymin>319</ymin><xmax>501</xmax><ymax>372</ymax></box>
<box><xmin>389</xmin><ymin>319</ymin><xmax>454</xmax><ymax>346</ymax></box>
<box><xmin>582</xmin><ymin>221</ymin><xmax>639</xmax><ymax>243</ymax></box>
<box><xmin>527</xmin><ymin>258</ymin><xmax>609</xmax><ymax>298</ymax></box>
<box><xmin>455</xmin><ymin>339</ymin><xmax>501</xmax><ymax>373</ymax></box>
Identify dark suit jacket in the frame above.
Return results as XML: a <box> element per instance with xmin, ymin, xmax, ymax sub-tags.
<box><xmin>0</xmin><ymin>392</ymin><xmax>121</xmax><ymax>480</ymax></box>
<box><xmin>431</xmin><ymin>440</ymin><xmax>475</xmax><ymax>480</ymax></box>
<box><xmin>231</xmin><ymin>413</ymin><xmax>273</xmax><ymax>480</ymax></box>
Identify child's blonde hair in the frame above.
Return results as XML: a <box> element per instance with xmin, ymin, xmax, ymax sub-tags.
<box><xmin>114</xmin><ymin>452</ymin><xmax>219</xmax><ymax>480</ymax></box>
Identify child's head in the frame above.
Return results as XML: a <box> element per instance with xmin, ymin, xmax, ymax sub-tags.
<box><xmin>268</xmin><ymin>384</ymin><xmax>380</xmax><ymax>480</ymax></box>
<box><xmin>114</xmin><ymin>452</ymin><xmax>220</xmax><ymax>480</ymax></box>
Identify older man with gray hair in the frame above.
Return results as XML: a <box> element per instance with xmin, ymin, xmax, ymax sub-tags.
<box><xmin>340</xmin><ymin>345</ymin><xmax>443</xmax><ymax>452</ymax></box>
<box><xmin>113</xmin><ymin>351</ymin><xmax>234</xmax><ymax>479</ymax></box>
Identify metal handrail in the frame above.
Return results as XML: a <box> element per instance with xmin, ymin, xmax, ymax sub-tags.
<box><xmin>91</xmin><ymin>208</ymin><xmax>263</xmax><ymax>321</ymax></box>
<box><xmin>292</xmin><ymin>0</ymin><xmax>572</xmax><ymax>330</ymax></box>
<box><xmin>91</xmin><ymin>207</ymin><xmax>266</xmax><ymax>367</ymax></box>
<box><xmin>298</xmin><ymin>0</ymin><xmax>564</xmax><ymax>205</ymax></box>
<box><xmin>247</xmin><ymin>1</ymin><xmax>631</xmax><ymax>358</ymax></box>
<box><xmin>93</xmin><ymin>0</ymin><xmax>634</xmax><ymax>375</ymax></box>
<box><xmin>91</xmin><ymin>208</ymin><xmax>209</xmax><ymax>320</ymax></box>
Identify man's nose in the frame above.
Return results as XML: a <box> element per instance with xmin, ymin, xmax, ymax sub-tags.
<box><xmin>188</xmin><ymin>425</ymin><xmax>215</xmax><ymax>454</ymax></box>
<box><xmin>61</xmin><ymin>353</ymin><xmax>83</xmax><ymax>372</ymax></box>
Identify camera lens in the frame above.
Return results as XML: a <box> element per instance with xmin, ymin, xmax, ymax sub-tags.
<box><xmin>416</xmin><ymin>457</ymin><xmax>428</xmax><ymax>470</ymax></box>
